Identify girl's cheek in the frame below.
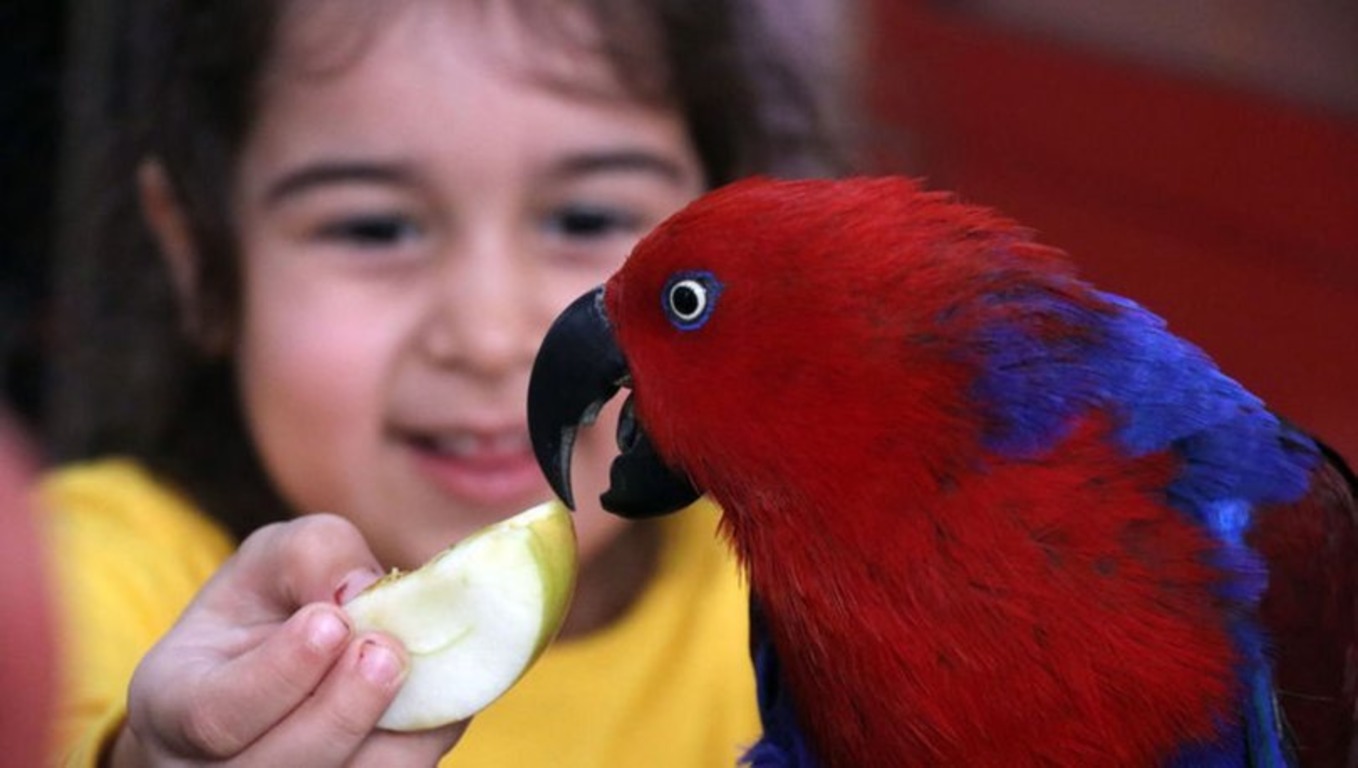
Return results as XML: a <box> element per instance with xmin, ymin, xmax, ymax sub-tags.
<box><xmin>237</xmin><ymin>264</ymin><xmax>410</xmax><ymax>421</ymax></box>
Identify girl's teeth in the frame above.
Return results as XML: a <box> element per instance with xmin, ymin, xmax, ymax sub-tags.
<box><xmin>427</xmin><ymin>434</ymin><xmax>478</xmax><ymax>457</ymax></box>
<box><xmin>487</xmin><ymin>433</ymin><xmax>530</xmax><ymax>454</ymax></box>
<box><xmin>424</xmin><ymin>433</ymin><xmax>529</xmax><ymax>457</ymax></box>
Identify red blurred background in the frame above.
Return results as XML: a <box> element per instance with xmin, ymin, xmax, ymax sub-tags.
<box><xmin>864</xmin><ymin>0</ymin><xmax>1358</xmax><ymax>460</ymax></box>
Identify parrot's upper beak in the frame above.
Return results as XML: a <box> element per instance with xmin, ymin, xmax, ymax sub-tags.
<box><xmin>528</xmin><ymin>286</ymin><xmax>699</xmax><ymax>518</ymax></box>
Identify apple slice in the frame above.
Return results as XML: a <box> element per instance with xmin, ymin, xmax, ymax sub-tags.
<box><xmin>343</xmin><ymin>500</ymin><xmax>577</xmax><ymax>731</ymax></box>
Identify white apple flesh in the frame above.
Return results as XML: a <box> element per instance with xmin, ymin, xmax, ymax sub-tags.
<box><xmin>343</xmin><ymin>500</ymin><xmax>578</xmax><ymax>731</ymax></box>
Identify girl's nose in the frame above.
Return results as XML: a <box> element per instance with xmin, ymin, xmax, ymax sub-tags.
<box><xmin>417</xmin><ymin>238</ymin><xmax>537</xmax><ymax>377</ymax></box>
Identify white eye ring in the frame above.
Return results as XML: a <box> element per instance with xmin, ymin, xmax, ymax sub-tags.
<box><xmin>662</xmin><ymin>270</ymin><xmax>723</xmax><ymax>331</ymax></box>
<box><xmin>667</xmin><ymin>279</ymin><xmax>708</xmax><ymax>324</ymax></box>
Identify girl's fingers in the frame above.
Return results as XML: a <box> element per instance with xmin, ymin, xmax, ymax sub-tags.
<box><xmin>241</xmin><ymin>632</ymin><xmax>463</xmax><ymax>767</ymax></box>
<box><xmin>208</xmin><ymin>513</ymin><xmax>384</xmax><ymax>623</ymax></box>
<box><xmin>126</xmin><ymin>515</ymin><xmax>406</xmax><ymax>761</ymax></box>
<box><xmin>136</xmin><ymin>601</ymin><xmax>354</xmax><ymax>758</ymax></box>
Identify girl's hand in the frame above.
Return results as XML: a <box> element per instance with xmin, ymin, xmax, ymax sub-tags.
<box><xmin>109</xmin><ymin>514</ymin><xmax>466</xmax><ymax>767</ymax></box>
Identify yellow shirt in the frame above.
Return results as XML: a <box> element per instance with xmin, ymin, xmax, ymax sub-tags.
<box><xmin>42</xmin><ymin>459</ymin><xmax>759</xmax><ymax>766</ymax></box>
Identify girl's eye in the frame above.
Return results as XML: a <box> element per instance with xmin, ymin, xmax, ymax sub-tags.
<box><xmin>316</xmin><ymin>214</ymin><xmax>423</xmax><ymax>248</ymax></box>
<box><xmin>545</xmin><ymin>205</ymin><xmax>641</xmax><ymax>240</ymax></box>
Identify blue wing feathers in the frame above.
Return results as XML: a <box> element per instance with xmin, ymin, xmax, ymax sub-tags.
<box><xmin>743</xmin><ymin>600</ymin><xmax>821</xmax><ymax>767</ymax></box>
<box><xmin>971</xmin><ymin>286</ymin><xmax>1317</xmax><ymax>767</ymax></box>
<box><xmin>749</xmin><ymin>276</ymin><xmax>1318</xmax><ymax>765</ymax></box>
<box><xmin>972</xmin><ymin>287</ymin><xmax>1316</xmax><ymax>512</ymax></box>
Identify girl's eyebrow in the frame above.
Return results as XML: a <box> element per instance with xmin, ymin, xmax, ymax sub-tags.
<box><xmin>263</xmin><ymin>161</ymin><xmax>417</xmax><ymax>207</ymax></box>
<box><xmin>547</xmin><ymin>150</ymin><xmax>692</xmax><ymax>184</ymax></box>
<box><xmin>260</xmin><ymin>150</ymin><xmax>690</xmax><ymax>207</ymax></box>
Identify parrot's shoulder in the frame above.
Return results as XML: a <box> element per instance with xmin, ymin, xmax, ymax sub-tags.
<box><xmin>1249</xmin><ymin>437</ymin><xmax>1358</xmax><ymax>765</ymax></box>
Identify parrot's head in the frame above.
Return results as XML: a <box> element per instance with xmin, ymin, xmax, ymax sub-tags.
<box><xmin>528</xmin><ymin>176</ymin><xmax>1098</xmax><ymax>521</ymax></box>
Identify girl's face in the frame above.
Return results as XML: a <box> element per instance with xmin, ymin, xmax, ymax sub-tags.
<box><xmin>231</xmin><ymin>2</ymin><xmax>703</xmax><ymax>568</ymax></box>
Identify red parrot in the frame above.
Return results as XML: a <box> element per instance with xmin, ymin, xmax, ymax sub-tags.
<box><xmin>527</xmin><ymin>177</ymin><xmax>1358</xmax><ymax>766</ymax></box>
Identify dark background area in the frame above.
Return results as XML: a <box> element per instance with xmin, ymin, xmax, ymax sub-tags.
<box><xmin>1</xmin><ymin>1</ymin><xmax>65</xmax><ymax>434</ymax></box>
<box><xmin>2</xmin><ymin>0</ymin><xmax>1356</xmax><ymax>458</ymax></box>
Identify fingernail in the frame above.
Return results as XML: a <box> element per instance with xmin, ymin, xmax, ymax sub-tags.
<box><xmin>307</xmin><ymin>609</ymin><xmax>350</xmax><ymax>652</ymax></box>
<box><xmin>334</xmin><ymin>568</ymin><xmax>384</xmax><ymax>605</ymax></box>
<box><xmin>359</xmin><ymin>640</ymin><xmax>404</xmax><ymax>686</ymax></box>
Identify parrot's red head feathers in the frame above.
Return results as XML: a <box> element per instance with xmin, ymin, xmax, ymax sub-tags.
<box><xmin>603</xmin><ymin>176</ymin><xmax>1104</xmax><ymax>517</ymax></box>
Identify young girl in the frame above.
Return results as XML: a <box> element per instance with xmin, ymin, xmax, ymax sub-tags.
<box><xmin>45</xmin><ymin>0</ymin><xmax>858</xmax><ymax>765</ymax></box>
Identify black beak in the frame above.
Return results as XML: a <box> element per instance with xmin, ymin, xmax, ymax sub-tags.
<box><xmin>528</xmin><ymin>287</ymin><xmax>699</xmax><ymax>518</ymax></box>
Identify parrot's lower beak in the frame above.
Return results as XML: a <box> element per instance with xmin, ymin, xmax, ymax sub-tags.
<box><xmin>528</xmin><ymin>286</ymin><xmax>698</xmax><ymax>518</ymax></box>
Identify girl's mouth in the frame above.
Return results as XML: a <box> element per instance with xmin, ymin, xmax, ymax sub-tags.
<box><xmin>403</xmin><ymin>429</ymin><xmax>547</xmax><ymax>507</ymax></box>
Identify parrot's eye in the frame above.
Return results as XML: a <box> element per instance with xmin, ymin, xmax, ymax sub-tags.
<box><xmin>662</xmin><ymin>271</ymin><xmax>723</xmax><ymax>331</ymax></box>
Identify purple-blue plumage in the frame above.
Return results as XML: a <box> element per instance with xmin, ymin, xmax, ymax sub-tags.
<box><xmin>743</xmin><ymin>602</ymin><xmax>819</xmax><ymax>767</ymax></box>
<box><xmin>970</xmin><ymin>284</ymin><xmax>1317</xmax><ymax>766</ymax></box>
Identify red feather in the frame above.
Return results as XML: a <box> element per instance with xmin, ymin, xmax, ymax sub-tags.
<box><xmin>730</xmin><ymin>415</ymin><xmax>1241</xmax><ymax>766</ymax></box>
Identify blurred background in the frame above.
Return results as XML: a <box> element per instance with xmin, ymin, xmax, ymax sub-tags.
<box><xmin>867</xmin><ymin>0</ymin><xmax>1357</xmax><ymax>460</ymax></box>
<box><xmin>1</xmin><ymin>2</ymin><xmax>63</xmax><ymax>437</ymax></box>
<box><xmin>2</xmin><ymin>0</ymin><xmax>1356</xmax><ymax>458</ymax></box>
